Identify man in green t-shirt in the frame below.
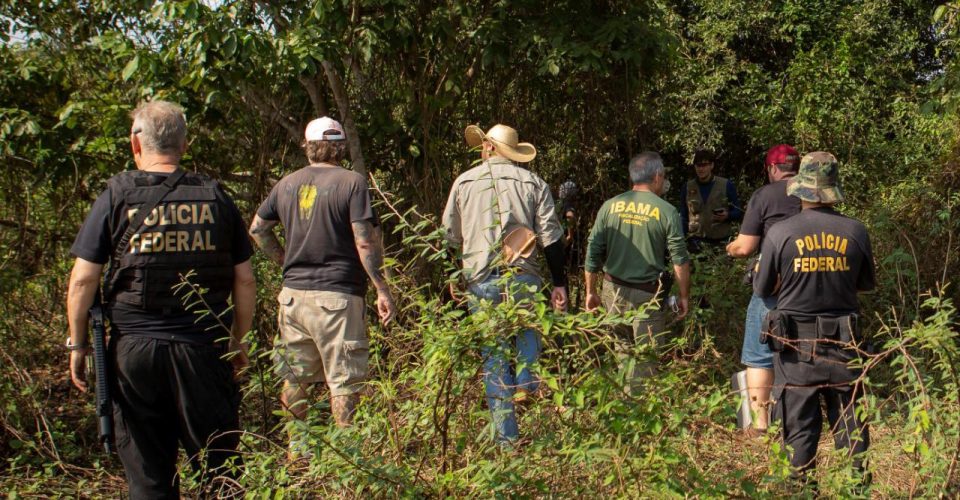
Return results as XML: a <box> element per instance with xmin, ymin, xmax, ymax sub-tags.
<box><xmin>585</xmin><ymin>151</ymin><xmax>691</xmax><ymax>389</ymax></box>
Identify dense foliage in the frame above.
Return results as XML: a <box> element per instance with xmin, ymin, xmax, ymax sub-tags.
<box><xmin>1</xmin><ymin>0</ymin><xmax>959</xmax><ymax>497</ymax></box>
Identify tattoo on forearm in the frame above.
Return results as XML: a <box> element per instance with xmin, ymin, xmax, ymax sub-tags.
<box><xmin>365</xmin><ymin>250</ymin><xmax>386</xmax><ymax>287</ymax></box>
<box><xmin>353</xmin><ymin>221</ymin><xmax>387</xmax><ymax>290</ymax></box>
<box><xmin>352</xmin><ymin>220</ymin><xmax>372</xmax><ymax>241</ymax></box>
<box><xmin>250</xmin><ymin>217</ymin><xmax>284</xmax><ymax>264</ymax></box>
<box><xmin>254</xmin><ymin>233</ymin><xmax>284</xmax><ymax>263</ymax></box>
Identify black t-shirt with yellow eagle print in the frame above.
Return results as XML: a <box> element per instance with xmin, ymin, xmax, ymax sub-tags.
<box><xmin>257</xmin><ymin>165</ymin><xmax>378</xmax><ymax>296</ymax></box>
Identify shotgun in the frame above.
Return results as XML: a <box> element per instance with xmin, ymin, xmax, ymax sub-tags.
<box><xmin>89</xmin><ymin>293</ymin><xmax>114</xmax><ymax>454</ymax></box>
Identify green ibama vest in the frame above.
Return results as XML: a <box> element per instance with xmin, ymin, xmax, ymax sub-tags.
<box><xmin>685</xmin><ymin>176</ymin><xmax>732</xmax><ymax>240</ymax></box>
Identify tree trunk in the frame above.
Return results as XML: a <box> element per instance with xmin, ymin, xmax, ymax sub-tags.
<box><xmin>321</xmin><ymin>60</ymin><xmax>366</xmax><ymax>175</ymax></box>
<box><xmin>298</xmin><ymin>75</ymin><xmax>329</xmax><ymax>117</ymax></box>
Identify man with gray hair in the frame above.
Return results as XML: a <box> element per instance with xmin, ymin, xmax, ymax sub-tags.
<box><xmin>584</xmin><ymin>151</ymin><xmax>691</xmax><ymax>391</ymax></box>
<box><xmin>67</xmin><ymin>100</ymin><xmax>256</xmax><ymax>497</ymax></box>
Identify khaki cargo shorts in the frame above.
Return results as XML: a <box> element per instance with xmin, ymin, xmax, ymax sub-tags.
<box><xmin>273</xmin><ymin>287</ymin><xmax>368</xmax><ymax>396</ymax></box>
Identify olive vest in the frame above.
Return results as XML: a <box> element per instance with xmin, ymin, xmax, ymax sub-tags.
<box><xmin>104</xmin><ymin>171</ymin><xmax>235</xmax><ymax>312</ymax></box>
<box><xmin>685</xmin><ymin>176</ymin><xmax>732</xmax><ymax>240</ymax></box>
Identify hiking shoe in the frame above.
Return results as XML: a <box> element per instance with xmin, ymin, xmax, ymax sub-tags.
<box><xmin>513</xmin><ymin>388</ymin><xmax>532</xmax><ymax>405</ymax></box>
<box><xmin>514</xmin><ymin>384</ymin><xmax>548</xmax><ymax>406</ymax></box>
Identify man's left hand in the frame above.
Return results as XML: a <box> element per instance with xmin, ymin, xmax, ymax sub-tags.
<box><xmin>69</xmin><ymin>348</ymin><xmax>92</xmax><ymax>392</ymax></box>
<box><xmin>551</xmin><ymin>287</ymin><xmax>568</xmax><ymax>312</ymax></box>
<box><xmin>228</xmin><ymin>339</ymin><xmax>250</xmax><ymax>375</ymax></box>
<box><xmin>377</xmin><ymin>291</ymin><xmax>398</xmax><ymax>325</ymax></box>
<box><xmin>712</xmin><ymin>209</ymin><xmax>729</xmax><ymax>222</ymax></box>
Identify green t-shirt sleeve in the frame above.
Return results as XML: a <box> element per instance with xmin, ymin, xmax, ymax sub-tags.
<box><xmin>585</xmin><ymin>200</ymin><xmax>609</xmax><ymax>273</ymax></box>
<box><xmin>664</xmin><ymin>205</ymin><xmax>691</xmax><ymax>265</ymax></box>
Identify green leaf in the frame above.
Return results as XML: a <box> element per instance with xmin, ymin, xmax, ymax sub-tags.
<box><xmin>121</xmin><ymin>55</ymin><xmax>140</xmax><ymax>81</ymax></box>
<box><xmin>205</xmin><ymin>91</ymin><xmax>221</xmax><ymax>106</ymax></box>
<box><xmin>933</xmin><ymin>5</ymin><xmax>947</xmax><ymax>23</ymax></box>
<box><xmin>223</xmin><ymin>34</ymin><xmax>238</xmax><ymax>57</ymax></box>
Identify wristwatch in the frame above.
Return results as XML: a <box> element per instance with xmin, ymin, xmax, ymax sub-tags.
<box><xmin>65</xmin><ymin>338</ymin><xmax>89</xmax><ymax>351</ymax></box>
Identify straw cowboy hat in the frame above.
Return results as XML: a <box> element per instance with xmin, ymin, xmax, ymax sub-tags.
<box><xmin>464</xmin><ymin>124</ymin><xmax>537</xmax><ymax>163</ymax></box>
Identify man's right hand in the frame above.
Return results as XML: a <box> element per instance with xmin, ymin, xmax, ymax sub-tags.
<box><xmin>676</xmin><ymin>297</ymin><xmax>690</xmax><ymax>319</ymax></box>
<box><xmin>377</xmin><ymin>291</ymin><xmax>397</xmax><ymax>325</ymax></box>
<box><xmin>551</xmin><ymin>286</ymin><xmax>568</xmax><ymax>312</ymax></box>
<box><xmin>585</xmin><ymin>292</ymin><xmax>601</xmax><ymax>312</ymax></box>
<box><xmin>70</xmin><ymin>348</ymin><xmax>91</xmax><ymax>392</ymax></box>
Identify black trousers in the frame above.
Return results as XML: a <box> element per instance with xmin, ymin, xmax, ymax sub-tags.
<box><xmin>111</xmin><ymin>335</ymin><xmax>242</xmax><ymax>500</ymax></box>
<box><xmin>773</xmin><ymin>340</ymin><xmax>869</xmax><ymax>474</ymax></box>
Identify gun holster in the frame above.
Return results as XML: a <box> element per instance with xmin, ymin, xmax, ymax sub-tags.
<box><xmin>761</xmin><ymin>309</ymin><xmax>790</xmax><ymax>353</ymax></box>
<box><xmin>742</xmin><ymin>255</ymin><xmax>758</xmax><ymax>286</ymax></box>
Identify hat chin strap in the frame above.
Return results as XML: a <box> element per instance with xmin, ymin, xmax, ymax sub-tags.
<box><xmin>487</xmin><ymin>138</ymin><xmax>533</xmax><ymax>162</ymax></box>
<box><xmin>488</xmin><ymin>137</ymin><xmax>514</xmax><ymax>151</ymax></box>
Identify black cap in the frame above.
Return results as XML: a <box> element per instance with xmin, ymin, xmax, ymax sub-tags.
<box><xmin>693</xmin><ymin>149</ymin><xmax>715</xmax><ymax>165</ymax></box>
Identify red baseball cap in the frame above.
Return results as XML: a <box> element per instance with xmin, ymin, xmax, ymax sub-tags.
<box><xmin>765</xmin><ymin>144</ymin><xmax>799</xmax><ymax>170</ymax></box>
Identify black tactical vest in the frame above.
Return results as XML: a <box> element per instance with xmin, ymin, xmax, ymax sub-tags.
<box><xmin>104</xmin><ymin>170</ymin><xmax>235</xmax><ymax>312</ymax></box>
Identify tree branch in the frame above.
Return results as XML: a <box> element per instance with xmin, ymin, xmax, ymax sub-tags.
<box><xmin>298</xmin><ymin>75</ymin><xmax>329</xmax><ymax>117</ymax></box>
<box><xmin>0</xmin><ymin>219</ymin><xmax>38</xmax><ymax>235</ymax></box>
<box><xmin>240</xmin><ymin>85</ymin><xmax>302</xmax><ymax>145</ymax></box>
<box><xmin>321</xmin><ymin>59</ymin><xmax>366</xmax><ymax>175</ymax></box>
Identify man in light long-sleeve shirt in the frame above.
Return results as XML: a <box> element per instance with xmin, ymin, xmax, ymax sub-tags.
<box><xmin>442</xmin><ymin>123</ymin><xmax>567</xmax><ymax>444</ymax></box>
<box><xmin>585</xmin><ymin>151</ymin><xmax>691</xmax><ymax>391</ymax></box>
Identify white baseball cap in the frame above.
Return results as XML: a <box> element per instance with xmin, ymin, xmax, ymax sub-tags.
<box><xmin>304</xmin><ymin>117</ymin><xmax>345</xmax><ymax>141</ymax></box>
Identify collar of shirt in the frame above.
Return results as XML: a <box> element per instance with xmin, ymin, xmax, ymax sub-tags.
<box><xmin>485</xmin><ymin>156</ymin><xmax>516</xmax><ymax>167</ymax></box>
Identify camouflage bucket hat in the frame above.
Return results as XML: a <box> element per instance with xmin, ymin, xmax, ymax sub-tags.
<box><xmin>786</xmin><ymin>151</ymin><xmax>845</xmax><ymax>203</ymax></box>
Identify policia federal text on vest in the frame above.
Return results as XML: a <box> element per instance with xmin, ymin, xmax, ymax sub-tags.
<box><xmin>104</xmin><ymin>170</ymin><xmax>235</xmax><ymax>313</ymax></box>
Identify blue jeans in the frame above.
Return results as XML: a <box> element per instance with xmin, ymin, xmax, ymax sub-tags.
<box><xmin>468</xmin><ymin>272</ymin><xmax>542</xmax><ymax>443</ymax></box>
<box><xmin>741</xmin><ymin>294</ymin><xmax>778</xmax><ymax>369</ymax></box>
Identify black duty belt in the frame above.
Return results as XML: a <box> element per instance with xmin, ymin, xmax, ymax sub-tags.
<box><xmin>763</xmin><ymin>311</ymin><xmax>860</xmax><ymax>363</ymax></box>
<box><xmin>603</xmin><ymin>273</ymin><xmax>661</xmax><ymax>294</ymax></box>
<box><xmin>113</xmin><ymin>330</ymin><xmax>222</xmax><ymax>346</ymax></box>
